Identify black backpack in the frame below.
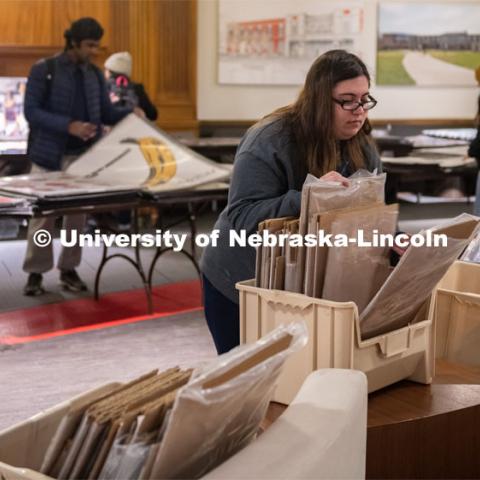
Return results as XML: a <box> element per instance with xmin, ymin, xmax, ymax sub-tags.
<box><xmin>26</xmin><ymin>57</ymin><xmax>56</xmax><ymax>156</ymax></box>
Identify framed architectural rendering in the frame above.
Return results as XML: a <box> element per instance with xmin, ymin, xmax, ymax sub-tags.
<box><xmin>377</xmin><ymin>2</ymin><xmax>480</xmax><ymax>86</ymax></box>
<box><xmin>218</xmin><ymin>0</ymin><xmax>365</xmax><ymax>85</ymax></box>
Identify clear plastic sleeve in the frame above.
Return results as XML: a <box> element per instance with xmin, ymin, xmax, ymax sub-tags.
<box><xmin>322</xmin><ymin>204</ymin><xmax>398</xmax><ymax>311</ymax></box>
<box><xmin>148</xmin><ymin>322</ymin><xmax>308</xmax><ymax>479</ymax></box>
<box><xmin>360</xmin><ymin>214</ymin><xmax>480</xmax><ymax>339</ymax></box>
<box><xmin>461</xmin><ymin>230</ymin><xmax>480</xmax><ymax>264</ymax></box>
<box><xmin>300</xmin><ymin>170</ymin><xmax>386</xmax><ymax>233</ymax></box>
<box><xmin>98</xmin><ymin>434</ymin><xmax>151</xmax><ymax>480</ymax></box>
<box><xmin>296</xmin><ymin>170</ymin><xmax>387</xmax><ymax>295</ymax></box>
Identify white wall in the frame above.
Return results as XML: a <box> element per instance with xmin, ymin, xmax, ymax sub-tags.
<box><xmin>197</xmin><ymin>0</ymin><xmax>479</xmax><ymax>121</ymax></box>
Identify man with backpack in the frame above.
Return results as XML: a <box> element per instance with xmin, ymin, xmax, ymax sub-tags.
<box><xmin>23</xmin><ymin>17</ymin><xmax>138</xmax><ymax>296</ymax></box>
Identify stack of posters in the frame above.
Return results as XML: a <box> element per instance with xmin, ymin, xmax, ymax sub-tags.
<box><xmin>39</xmin><ymin>368</ymin><xmax>192</xmax><ymax>479</ymax></box>
<box><xmin>405</xmin><ymin>134</ymin><xmax>470</xmax><ymax>149</ymax></box>
<box><xmin>381</xmin><ymin>145</ymin><xmax>475</xmax><ymax>169</ymax></box>
<box><xmin>0</xmin><ymin>194</ymin><xmax>30</xmax><ymax>215</ymax></box>
<box><xmin>31</xmin><ymin>323</ymin><xmax>306</xmax><ymax>479</ymax></box>
<box><xmin>255</xmin><ymin>171</ymin><xmax>395</xmax><ymax>313</ymax></box>
<box><xmin>254</xmin><ymin>172</ymin><xmax>480</xmax><ymax>340</ymax></box>
<box><xmin>0</xmin><ymin>114</ymin><xmax>231</xmax><ymax>211</ymax></box>
<box><xmin>422</xmin><ymin>128</ymin><xmax>477</xmax><ymax>142</ymax></box>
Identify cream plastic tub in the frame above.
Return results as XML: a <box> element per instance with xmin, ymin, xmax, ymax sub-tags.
<box><xmin>237</xmin><ymin>280</ymin><xmax>434</xmax><ymax>404</ymax></box>
<box><xmin>433</xmin><ymin>261</ymin><xmax>480</xmax><ymax>366</ymax></box>
<box><xmin>0</xmin><ymin>384</ymin><xmax>120</xmax><ymax>480</ymax></box>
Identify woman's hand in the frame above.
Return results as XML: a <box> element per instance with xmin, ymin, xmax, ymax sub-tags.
<box><xmin>390</xmin><ymin>233</ymin><xmax>411</xmax><ymax>266</ymax></box>
<box><xmin>391</xmin><ymin>243</ymin><xmax>409</xmax><ymax>257</ymax></box>
<box><xmin>320</xmin><ymin>170</ymin><xmax>350</xmax><ymax>187</ymax></box>
<box><xmin>393</xmin><ymin>232</ymin><xmax>411</xmax><ymax>256</ymax></box>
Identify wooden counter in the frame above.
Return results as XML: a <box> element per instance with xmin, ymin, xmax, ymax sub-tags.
<box><xmin>367</xmin><ymin>360</ymin><xmax>480</xmax><ymax>478</ymax></box>
<box><xmin>265</xmin><ymin>360</ymin><xmax>480</xmax><ymax>479</ymax></box>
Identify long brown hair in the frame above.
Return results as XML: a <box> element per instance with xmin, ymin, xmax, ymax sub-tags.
<box><xmin>266</xmin><ymin>50</ymin><xmax>376</xmax><ymax>177</ymax></box>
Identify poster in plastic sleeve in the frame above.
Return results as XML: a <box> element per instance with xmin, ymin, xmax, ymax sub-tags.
<box><xmin>67</xmin><ymin>114</ymin><xmax>230</xmax><ymax>194</ymax></box>
<box><xmin>0</xmin><ymin>114</ymin><xmax>230</xmax><ymax>199</ymax></box>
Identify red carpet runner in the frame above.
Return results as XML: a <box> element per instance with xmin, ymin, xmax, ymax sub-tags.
<box><xmin>0</xmin><ymin>280</ymin><xmax>202</xmax><ymax>345</ymax></box>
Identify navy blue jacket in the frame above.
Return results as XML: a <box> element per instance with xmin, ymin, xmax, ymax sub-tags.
<box><xmin>24</xmin><ymin>52</ymin><xmax>131</xmax><ymax>170</ymax></box>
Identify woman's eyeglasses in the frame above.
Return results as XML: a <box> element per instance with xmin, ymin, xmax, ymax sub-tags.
<box><xmin>332</xmin><ymin>96</ymin><xmax>377</xmax><ymax>111</ymax></box>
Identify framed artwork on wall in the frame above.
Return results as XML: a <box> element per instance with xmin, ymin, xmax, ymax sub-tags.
<box><xmin>218</xmin><ymin>0</ymin><xmax>365</xmax><ymax>85</ymax></box>
<box><xmin>0</xmin><ymin>77</ymin><xmax>28</xmax><ymax>141</ymax></box>
<box><xmin>377</xmin><ymin>2</ymin><xmax>480</xmax><ymax>86</ymax></box>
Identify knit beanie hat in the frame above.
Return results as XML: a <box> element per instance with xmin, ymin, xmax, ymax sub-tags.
<box><xmin>105</xmin><ymin>52</ymin><xmax>132</xmax><ymax>78</ymax></box>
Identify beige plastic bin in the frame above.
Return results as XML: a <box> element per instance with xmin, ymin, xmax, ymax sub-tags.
<box><xmin>238</xmin><ymin>280</ymin><xmax>434</xmax><ymax>404</ymax></box>
<box><xmin>0</xmin><ymin>383</ymin><xmax>120</xmax><ymax>480</ymax></box>
<box><xmin>433</xmin><ymin>261</ymin><xmax>480</xmax><ymax>366</ymax></box>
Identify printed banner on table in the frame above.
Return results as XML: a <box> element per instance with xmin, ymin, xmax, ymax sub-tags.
<box><xmin>0</xmin><ymin>114</ymin><xmax>231</xmax><ymax>199</ymax></box>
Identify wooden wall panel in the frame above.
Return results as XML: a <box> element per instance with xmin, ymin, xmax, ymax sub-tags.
<box><xmin>0</xmin><ymin>1</ymin><xmax>54</xmax><ymax>45</ymax></box>
<box><xmin>51</xmin><ymin>0</ymin><xmax>111</xmax><ymax>48</ymax></box>
<box><xmin>127</xmin><ymin>0</ymin><xmax>157</xmax><ymax>106</ymax></box>
<box><xmin>155</xmin><ymin>0</ymin><xmax>198</xmax><ymax>130</ymax></box>
<box><xmin>0</xmin><ymin>46</ymin><xmax>59</xmax><ymax>76</ymax></box>
<box><xmin>0</xmin><ymin>0</ymin><xmax>198</xmax><ymax>131</ymax></box>
<box><xmin>158</xmin><ymin>1</ymin><xmax>191</xmax><ymax>99</ymax></box>
<box><xmin>110</xmin><ymin>0</ymin><xmax>130</xmax><ymax>52</ymax></box>
<box><xmin>110</xmin><ymin>0</ymin><xmax>198</xmax><ymax>131</ymax></box>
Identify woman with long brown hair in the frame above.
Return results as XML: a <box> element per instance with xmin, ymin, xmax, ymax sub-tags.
<box><xmin>201</xmin><ymin>49</ymin><xmax>381</xmax><ymax>354</ymax></box>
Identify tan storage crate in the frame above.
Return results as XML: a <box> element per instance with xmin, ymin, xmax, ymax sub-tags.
<box><xmin>0</xmin><ymin>383</ymin><xmax>120</xmax><ymax>480</ymax></box>
<box><xmin>433</xmin><ymin>261</ymin><xmax>480</xmax><ymax>366</ymax></box>
<box><xmin>238</xmin><ymin>280</ymin><xmax>434</xmax><ymax>404</ymax></box>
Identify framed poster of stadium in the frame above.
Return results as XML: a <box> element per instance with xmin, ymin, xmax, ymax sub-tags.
<box><xmin>377</xmin><ymin>2</ymin><xmax>480</xmax><ymax>86</ymax></box>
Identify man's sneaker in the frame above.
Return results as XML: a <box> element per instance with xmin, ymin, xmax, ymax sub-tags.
<box><xmin>60</xmin><ymin>269</ymin><xmax>88</xmax><ymax>292</ymax></box>
<box><xmin>24</xmin><ymin>273</ymin><xmax>45</xmax><ymax>296</ymax></box>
